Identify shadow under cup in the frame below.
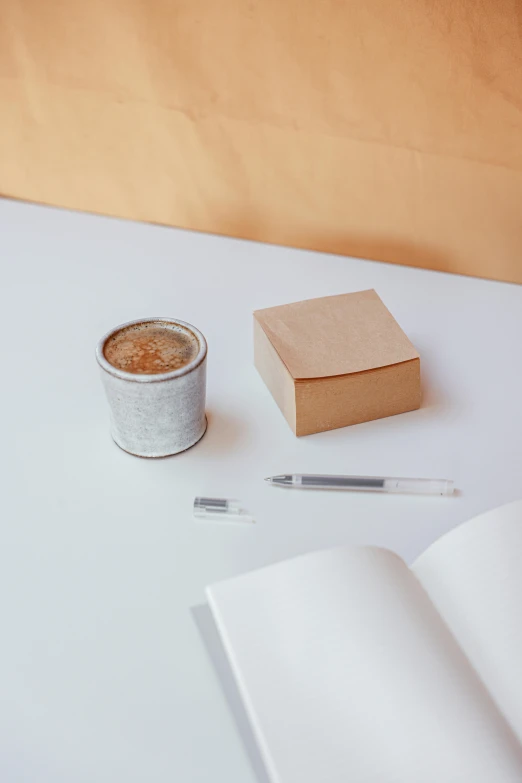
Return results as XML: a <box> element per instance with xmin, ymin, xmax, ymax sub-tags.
<box><xmin>96</xmin><ymin>318</ymin><xmax>207</xmax><ymax>457</ymax></box>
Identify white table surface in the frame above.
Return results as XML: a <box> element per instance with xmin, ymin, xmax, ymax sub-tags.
<box><xmin>1</xmin><ymin>197</ymin><xmax>521</xmax><ymax>782</ymax></box>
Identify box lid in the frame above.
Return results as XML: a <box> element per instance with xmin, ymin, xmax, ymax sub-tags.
<box><xmin>254</xmin><ymin>290</ymin><xmax>418</xmax><ymax>380</ymax></box>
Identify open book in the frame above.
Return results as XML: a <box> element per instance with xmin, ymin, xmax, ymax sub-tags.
<box><xmin>206</xmin><ymin>501</ymin><xmax>522</xmax><ymax>782</ymax></box>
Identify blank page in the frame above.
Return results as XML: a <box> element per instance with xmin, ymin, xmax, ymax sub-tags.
<box><xmin>208</xmin><ymin>546</ymin><xmax>522</xmax><ymax>783</ymax></box>
<box><xmin>413</xmin><ymin>500</ymin><xmax>522</xmax><ymax>744</ymax></box>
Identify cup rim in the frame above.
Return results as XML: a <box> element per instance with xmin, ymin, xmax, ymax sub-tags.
<box><xmin>95</xmin><ymin>317</ymin><xmax>207</xmax><ymax>383</ymax></box>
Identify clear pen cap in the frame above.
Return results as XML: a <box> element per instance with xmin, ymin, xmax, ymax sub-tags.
<box><xmin>193</xmin><ymin>497</ymin><xmax>254</xmax><ymax>524</ymax></box>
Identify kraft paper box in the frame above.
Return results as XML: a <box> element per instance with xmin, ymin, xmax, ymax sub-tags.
<box><xmin>254</xmin><ymin>290</ymin><xmax>420</xmax><ymax>436</ymax></box>
<box><xmin>1</xmin><ymin>1</ymin><xmax>522</xmax><ymax>284</ymax></box>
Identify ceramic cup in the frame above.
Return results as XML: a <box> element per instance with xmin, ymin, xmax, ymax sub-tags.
<box><xmin>96</xmin><ymin>317</ymin><xmax>207</xmax><ymax>457</ymax></box>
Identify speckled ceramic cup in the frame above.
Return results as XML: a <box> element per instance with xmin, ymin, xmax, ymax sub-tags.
<box><xmin>96</xmin><ymin>318</ymin><xmax>207</xmax><ymax>457</ymax></box>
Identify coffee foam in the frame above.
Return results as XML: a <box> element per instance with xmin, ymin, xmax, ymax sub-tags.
<box><xmin>104</xmin><ymin>321</ymin><xmax>200</xmax><ymax>375</ymax></box>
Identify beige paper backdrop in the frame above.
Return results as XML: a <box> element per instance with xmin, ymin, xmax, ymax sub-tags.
<box><xmin>1</xmin><ymin>0</ymin><xmax>521</xmax><ymax>283</ymax></box>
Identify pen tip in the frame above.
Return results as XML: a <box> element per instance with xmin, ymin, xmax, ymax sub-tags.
<box><xmin>264</xmin><ymin>477</ymin><xmax>272</xmax><ymax>483</ymax></box>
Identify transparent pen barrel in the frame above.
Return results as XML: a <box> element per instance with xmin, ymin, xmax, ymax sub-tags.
<box><xmin>382</xmin><ymin>478</ymin><xmax>454</xmax><ymax>496</ymax></box>
<box><xmin>296</xmin><ymin>475</ymin><xmax>454</xmax><ymax>495</ymax></box>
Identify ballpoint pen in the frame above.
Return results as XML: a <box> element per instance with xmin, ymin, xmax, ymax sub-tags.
<box><xmin>264</xmin><ymin>474</ymin><xmax>454</xmax><ymax>496</ymax></box>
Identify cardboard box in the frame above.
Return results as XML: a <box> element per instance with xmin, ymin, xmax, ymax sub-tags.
<box><xmin>254</xmin><ymin>291</ymin><xmax>420</xmax><ymax>436</ymax></box>
<box><xmin>2</xmin><ymin>1</ymin><xmax>522</xmax><ymax>283</ymax></box>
